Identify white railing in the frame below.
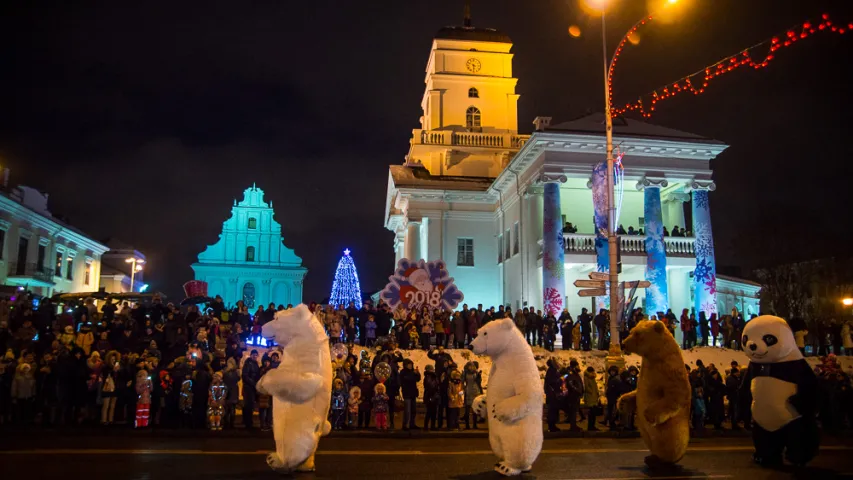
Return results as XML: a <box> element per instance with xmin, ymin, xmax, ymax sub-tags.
<box><xmin>415</xmin><ymin>129</ymin><xmax>530</xmax><ymax>149</ymax></box>
<box><xmin>538</xmin><ymin>233</ymin><xmax>696</xmax><ymax>258</ymax></box>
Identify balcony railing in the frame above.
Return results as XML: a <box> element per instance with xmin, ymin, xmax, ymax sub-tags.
<box><xmin>7</xmin><ymin>262</ymin><xmax>56</xmax><ymax>284</ymax></box>
<box><xmin>414</xmin><ymin>129</ymin><xmax>530</xmax><ymax>149</ymax></box>
<box><xmin>539</xmin><ymin>234</ymin><xmax>696</xmax><ymax>258</ymax></box>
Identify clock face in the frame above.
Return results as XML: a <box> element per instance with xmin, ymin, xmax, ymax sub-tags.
<box><xmin>466</xmin><ymin>58</ymin><xmax>482</xmax><ymax>73</ymax></box>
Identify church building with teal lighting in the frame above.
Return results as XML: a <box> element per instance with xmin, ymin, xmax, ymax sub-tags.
<box><xmin>192</xmin><ymin>185</ymin><xmax>306</xmax><ymax>309</ymax></box>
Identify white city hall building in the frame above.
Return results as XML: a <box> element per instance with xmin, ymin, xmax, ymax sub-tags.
<box><xmin>383</xmin><ymin>19</ymin><xmax>760</xmax><ymax>327</ymax></box>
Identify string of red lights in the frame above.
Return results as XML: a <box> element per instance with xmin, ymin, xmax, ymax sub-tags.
<box><xmin>611</xmin><ymin>14</ymin><xmax>852</xmax><ymax>118</ymax></box>
<box><xmin>607</xmin><ymin>15</ymin><xmax>653</xmax><ymax>112</ymax></box>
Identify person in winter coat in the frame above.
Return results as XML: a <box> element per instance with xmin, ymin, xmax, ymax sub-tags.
<box><xmin>12</xmin><ymin>363</ymin><xmax>36</xmax><ymax>424</ymax></box>
<box><xmin>705</xmin><ymin>368</ymin><xmax>725</xmax><ymax>430</ymax></box>
<box><xmin>208</xmin><ymin>371</ymin><xmax>226</xmax><ymax>430</ymax></box>
<box><xmin>562</xmin><ymin>360</ymin><xmax>584</xmax><ymax>431</ymax></box>
<box><xmin>399</xmin><ymin>359</ymin><xmax>421</xmax><ymax>430</ymax></box>
<box><xmin>222</xmin><ymin>357</ymin><xmax>240</xmax><ymax>429</ymax></box>
<box><xmin>698</xmin><ymin>312</ymin><xmax>709</xmax><ymax>346</ymax></box>
<box><xmin>422</xmin><ymin>365</ymin><xmax>440</xmax><ymax>430</ymax></box>
<box><xmin>513</xmin><ymin>309</ymin><xmax>527</xmax><ymax>333</ymax></box>
<box><xmin>372</xmin><ymin>383</ymin><xmax>390</xmax><ymax>430</ymax></box>
<box><xmin>679</xmin><ymin>309</ymin><xmax>691</xmax><ymax>349</ymax></box>
<box><xmin>842</xmin><ymin>319</ymin><xmax>853</xmax><ymax>356</ymax></box>
<box><xmin>447</xmin><ymin>369</ymin><xmax>464</xmax><ymax>430</ymax></box>
<box><xmin>462</xmin><ymin>361</ymin><xmax>481</xmax><ymax>429</ymax></box>
<box><xmin>572</xmin><ymin>322</ymin><xmax>581</xmax><ymax>350</ymax></box>
<box><xmin>452</xmin><ymin>312</ymin><xmax>466</xmax><ymax>349</ymax></box>
<box><xmin>419</xmin><ymin>314</ymin><xmax>433</xmax><ymax>350</ymax></box>
<box><xmin>583</xmin><ymin>367</ymin><xmax>600</xmax><ymax>431</ymax></box>
<box><xmin>75</xmin><ymin>324</ymin><xmax>95</xmax><ymax>356</ymax></box>
<box><xmin>99</xmin><ymin>354</ymin><xmax>119</xmax><ymax>425</ymax></box>
<box><xmin>544</xmin><ymin>358</ymin><xmax>563</xmax><ymax>432</ymax></box>
<box><xmin>365</xmin><ymin>317</ymin><xmax>377</xmax><ymax>347</ymax></box>
<box><xmin>603</xmin><ymin>366</ymin><xmax>623</xmax><ymax>430</ymax></box>
<box><xmin>241</xmin><ymin>350</ymin><xmax>261</xmax><ymax>430</ymax></box>
<box><xmin>356</xmin><ymin>371</ymin><xmax>376</xmax><ymax>428</ymax></box>
<box><xmin>709</xmin><ymin>314</ymin><xmax>720</xmax><ymax>347</ymax></box>
<box><xmin>329</xmin><ymin>378</ymin><xmax>348</xmax><ymax>430</ymax></box>
<box><xmin>347</xmin><ymin>385</ymin><xmax>361</xmax><ymax>428</ymax></box>
<box><xmin>466</xmin><ymin>310</ymin><xmax>480</xmax><ymax>346</ymax></box>
<box><xmin>135</xmin><ymin>369</ymin><xmax>152</xmax><ymax>428</ymax></box>
<box><xmin>725</xmin><ymin>367</ymin><xmax>741</xmax><ymax>430</ymax></box>
<box><xmin>192</xmin><ymin>363</ymin><xmax>212</xmax><ymax>429</ymax></box>
<box><xmin>427</xmin><ymin>347</ymin><xmax>452</xmax><ymax>380</ymax></box>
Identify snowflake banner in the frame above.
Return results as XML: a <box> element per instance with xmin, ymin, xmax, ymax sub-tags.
<box><xmin>692</xmin><ymin>190</ymin><xmax>717</xmax><ymax>316</ymax></box>
<box><xmin>644</xmin><ymin>186</ymin><xmax>668</xmax><ymax>315</ymax></box>
<box><xmin>591</xmin><ymin>162</ymin><xmax>610</xmax><ymax>309</ymax></box>
<box><xmin>379</xmin><ymin>258</ymin><xmax>464</xmax><ymax>312</ymax></box>
<box><xmin>542</xmin><ymin>182</ymin><xmax>566</xmax><ymax>315</ymax></box>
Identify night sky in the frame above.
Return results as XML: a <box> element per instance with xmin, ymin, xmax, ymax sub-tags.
<box><xmin>1</xmin><ymin>0</ymin><xmax>851</xmax><ymax>302</ymax></box>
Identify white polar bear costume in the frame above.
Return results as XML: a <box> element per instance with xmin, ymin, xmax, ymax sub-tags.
<box><xmin>257</xmin><ymin>304</ymin><xmax>332</xmax><ymax>473</ymax></box>
<box><xmin>470</xmin><ymin>317</ymin><xmax>544</xmax><ymax>476</ymax></box>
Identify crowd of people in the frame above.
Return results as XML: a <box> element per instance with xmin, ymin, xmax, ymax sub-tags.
<box><xmin>0</xmin><ymin>291</ymin><xmax>851</xmax><ymax>435</ymax></box>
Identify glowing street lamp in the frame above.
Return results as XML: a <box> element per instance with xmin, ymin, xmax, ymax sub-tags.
<box><xmin>125</xmin><ymin>257</ymin><xmax>145</xmax><ymax>293</ymax></box>
<box><xmin>580</xmin><ymin>0</ymin><xmax>684</xmax><ymax>367</ymax></box>
<box><xmin>842</xmin><ymin>298</ymin><xmax>853</xmax><ymax>307</ymax></box>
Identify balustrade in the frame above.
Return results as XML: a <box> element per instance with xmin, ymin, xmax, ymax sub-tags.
<box><xmin>415</xmin><ymin>129</ymin><xmax>530</xmax><ymax>149</ymax></box>
<box><xmin>556</xmin><ymin>233</ymin><xmax>695</xmax><ymax>257</ymax></box>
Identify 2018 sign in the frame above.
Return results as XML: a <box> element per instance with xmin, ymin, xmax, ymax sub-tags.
<box><xmin>380</xmin><ymin>258</ymin><xmax>464</xmax><ymax>312</ymax></box>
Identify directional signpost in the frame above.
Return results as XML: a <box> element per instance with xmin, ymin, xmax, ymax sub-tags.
<box><xmin>573</xmin><ymin>273</ymin><xmax>650</xmax><ymax>306</ymax></box>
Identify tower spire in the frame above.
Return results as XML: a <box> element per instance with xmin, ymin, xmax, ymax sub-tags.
<box><xmin>463</xmin><ymin>0</ymin><xmax>471</xmax><ymax>28</ymax></box>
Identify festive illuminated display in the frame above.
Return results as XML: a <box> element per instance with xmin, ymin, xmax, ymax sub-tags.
<box><xmin>379</xmin><ymin>258</ymin><xmax>464</xmax><ymax>312</ymax></box>
<box><xmin>611</xmin><ymin>14</ymin><xmax>852</xmax><ymax>118</ymax></box>
<box><xmin>328</xmin><ymin>248</ymin><xmax>362</xmax><ymax>308</ymax></box>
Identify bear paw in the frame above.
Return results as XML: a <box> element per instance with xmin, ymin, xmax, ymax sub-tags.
<box><xmin>495</xmin><ymin>462</ymin><xmax>522</xmax><ymax>476</ymax></box>
<box><xmin>472</xmin><ymin>395</ymin><xmax>487</xmax><ymax>420</ymax></box>
<box><xmin>266</xmin><ymin>453</ymin><xmax>289</xmax><ymax>473</ymax></box>
<box><xmin>295</xmin><ymin>457</ymin><xmax>316</xmax><ymax>472</ymax></box>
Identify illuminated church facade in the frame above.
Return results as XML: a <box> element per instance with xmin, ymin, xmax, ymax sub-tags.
<box><xmin>192</xmin><ymin>185</ymin><xmax>306</xmax><ymax>309</ymax></box>
<box><xmin>383</xmin><ymin>15</ymin><xmax>760</xmax><ymax>329</ymax></box>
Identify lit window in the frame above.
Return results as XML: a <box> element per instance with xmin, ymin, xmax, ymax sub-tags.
<box><xmin>84</xmin><ymin>261</ymin><xmax>92</xmax><ymax>286</ymax></box>
<box><xmin>504</xmin><ymin>229</ymin><xmax>511</xmax><ymax>260</ymax></box>
<box><xmin>66</xmin><ymin>256</ymin><xmax>74</xmax><ymax>280</ymax></box>
<box><xmin>248</xmin><ymin>217</ymin><xmax>257</xmax><ymax>229</ymax></box>
<box><xmin>246</xmin><ymin>246</ymin><xmax>255</xmax><ymax>262</ymax></box>
<box><xmin>497</xmin><ymin>234</ymin><xmax>503</xmax><ymax>264</ymax></box>
<box><xmin>457</xmin><ymin>238</ymin><xmax>474</xmax><ymax>267</ymax></box>
<box><xmin>55</xmin><ymin>250</ymin><xmax>63</xmax><ymax>277</ymax></box>
<box><xmin>466</xmin><ymin>106</ymin><xmax>481</xmax><ymax>131</ymax></box>
<box><xmin>468</xmin><ymin>87</ymin><xmax>479</xmax><ymax>98</ymax></box>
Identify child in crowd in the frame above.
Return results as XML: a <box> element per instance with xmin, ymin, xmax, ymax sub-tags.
<box><xmin>135</xmin><ymin>369</ymin><xmax>152</xmax><ymax>428</ymax></box>
<box><xmin>423</xmin><ymin>365</ymin><xmax>439</xmax><ymax>430</ymax></box>
<box><xmin>357</xmin><ymin>371</ymin><xmax>375</xmax><ymax>428</ymax></box>
<box><xmin>366</xmin><ymin>316</ymin><xmax>377</xmax><ymax>347</ymax></box>
<box><xmin>11</xmin><ymin>363</ymin><xmax>36</xmax><ymax>424</ymax></box>
<box><xmin>407</xmin><ymin>325</ymin><xmax>419</xmax><ymax>351</ymax></box>
<box><xmin>179</xmin><ymin>376</ymin><xmax>193</xmax><ymax>428</ymax></box>
<box><xmin>258</xmin><ymin>358</ymin><xmax>273</xmax><ymax>432</ymax></box>
<box><xmin>330</xmin><ymin>378</ymin><xmax>347</xmax><ymax>430</ymax></box>
<box><xmin>346</xmin><ymin>318</ymin><xmax>357</xmax><ymax>345</ymax></box>
<box><xmin>447</xmin><ymin>369</ymin><xmax>464</xmax><ymax>431</ymax></box>
<box><xmin>208</xmin><ymin>372</ymin><xmax>226</xmax><ymax>431</ymax></box>
<box><xmin>543</xmin><ymin>325</ymin><xmax>554</xmax><ymax>352</ymax></box>
<box><xmin>347</xmin><ymin>386</ymin><xmax>361</xmax><ymax>429</ymax></box>
<box><xmin>372</xmin><ymin>383</ymin><xmax>390</xmax><ymax>430</ymax></box>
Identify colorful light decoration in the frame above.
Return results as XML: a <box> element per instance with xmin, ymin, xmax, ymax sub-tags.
<box><xmin>329</xmin><ymin>248</ymin><xmax>362</xmax><ymax>308</ymax></box>
<box><xmin>612</xmin><ymin>14</ymin><xmax>852</xmax><ymax>118</ymax></box>
<box><xmin>613</xmin><ymin>150</ymin><xmax>626</xmax><ymax>227</ymax></box>
<box><xmin>608</xmin><ymin>15</ymin><xmax>653</xmax><ymax>112</ymax></box>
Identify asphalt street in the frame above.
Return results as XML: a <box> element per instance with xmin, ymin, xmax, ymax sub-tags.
<box><xmin>1</xmin><ymin>434</ymin><xmax>851</xmax><ymax>479</ymax></box>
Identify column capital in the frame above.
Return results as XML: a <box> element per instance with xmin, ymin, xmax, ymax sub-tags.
<box><xmin>663</xmin><ymin>191</ymin><xmax>691</xmax><ymax>203</ymax></box>
<box><xmin>524</xmin><ymin>185</ymin><xmax>544</xmax><ymax>197</ymax></box>
<box><xmin>687</xmin><ymin>180</ymin><xmax>716</xmax><ymax>192</ymax></box>
<box><xmin>536</xmin><ymin>173</ymin><xmax>567</xmax><ymax>184</ymax></box>
<box><xmin>635</xmin><ymin>177</ymin><xmax>668</xmax><ymax>190</ymax></box>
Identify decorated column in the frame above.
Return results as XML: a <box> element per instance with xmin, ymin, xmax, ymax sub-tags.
<box><xmin>542</xmin><ymin>179</ymin><xmax>566</xmax><ymax>316</ymax></box>
<box><xmin>691</xmin><ymin>182</ymin><xmax>717</xmax><ymax>317</ymax></box>
<box><xmin>638</xmin><ymin>178</ymin><xmax>669</xmax><ymax>316</ymax></box>
<box><xmin>404</xmin><ymin>220</ymin><xmax>421</xmax><ymax>260</ymax></box>
<box><xmin>591</xmin><ymin>162</ymin><xmax>609</xmax><ymax>309</ymax></box>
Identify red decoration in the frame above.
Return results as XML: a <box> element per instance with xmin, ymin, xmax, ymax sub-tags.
<box><xmin>611</xmin><ymin>14</ymin><xmax>851</xmax><ymax>118</ymax></box>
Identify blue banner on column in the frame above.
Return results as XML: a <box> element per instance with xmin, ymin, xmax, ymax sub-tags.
<box><xmin>592</xmin><ymin>162</ymin><xmax>609</xmax><ymax>273</ymax></box>
<box><xmin>644</xmin><ymin>186</ymin><xmax>668</xmax><ymax>316</ymax></box>
<box><xmin>591</xmin><ymin>163</ymin><xmax>609</xmax><ymax>310</ymax></box>
<box><xmin>542</xmin><ymin>182</ymin><xmax>566</xmax><ymax>316</ymax></box>
<box><xmin>692</xmin><ymin>190</ymin><xmax>717</xmax><ymax>317</ymax></box>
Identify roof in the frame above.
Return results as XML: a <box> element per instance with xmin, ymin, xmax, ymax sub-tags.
<box><xmin>390</xmin><ymin>165</ymin><xmax>493</xmax><ymax>192</ymax></box>
<box><xmin>435</xmin><ymin>26</ymin><xmax>511</xmax><ymax>44</ymax></box>
<box><xmin>717</xmin><ymin>274</ymin><xmax>762</xmax><ymax>288</ymax></box>
<box><xmin>547</xmin><ymin>113</ymin><xmax>724</xmax><ymax>145</ymax></box>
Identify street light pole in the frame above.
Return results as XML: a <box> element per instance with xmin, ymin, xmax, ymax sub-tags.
<box><xmin>601</xmin><ymin>12</ymin><xmax>623</xmax><ymax>363</ymax></box>
<box><xmin>126</xmin><ymin>257</ymin><xmax>144</xmax><ymax>293</ymax></box>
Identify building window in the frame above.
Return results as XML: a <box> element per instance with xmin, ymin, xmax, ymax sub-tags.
<box><xmin>468</xmin><ymin>87</ymin><xmax>479</xmax><ymax>98</ymax></box>
<box><xmin>497</xmin><ymin>234</ymin><xmax>503</xmax><ymax>264</ymax></box>
<box><xmin>457</xmin><ymin>238</ymin><xmax>474</xmax><ymax>267</ymax></box>
<box><xmin>243</xmin><ymin>283</ymin><xmax>256</xmax><ymax>309</ymax></box>
<box><xmin>246</xmin><ymin>246</ymin><xmax>255</xmax><ymax>262</ymax></box>
<box><xmin>513</xmin><ymin>222</ymin><xmax>520</xmax><ymax>256</ymax></box>
<box><xmin>466</xmin><ymin>106</ymin><xmax>481</xmax><ymax>131</ymax></box>
<box><xmin>37</xmin><ymin>244</ymin><xmax>46</xmax><ymax>269</ymax></box>
<box><xmin>84</xmin><ymin>261</ymin><xmax>92</xmax><ymax>286</ymax></box>
<box><xmin>66</xmin><ymin>255</ymin><xmax>74</xmax><ymax>280</ymax></box>
<box><xmin>0</xmin><ymin>229</ymin><xmax>5</xmax><ymax>259</ymax></box>
<box><xmin>248</xmin><ymin>217</ymin><xmax>257</xmax><ymax>229</ymax></box>
<box><xmin>55</xmin><ymin>249</ymin><xmax>64</xmax><ymax>277</ymax></box>
<box><xmin>504</xmin><ymin>229</ymin><xmax>511</xmax><ymax>260</ymax></box>
<box><xmin>16</xmin><ymin>237</ymin><xmax>28</xmax><ymax>275</ymax></box>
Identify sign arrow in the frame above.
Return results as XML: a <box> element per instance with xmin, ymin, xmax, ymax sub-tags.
<box><xmin>574</xmin><ymin>279</ymin><xmax>606</xmax><ymax>288</ymax></box>
<box><xmin>588</xmin><ymin>272</ymin><xmax>609</xmax><ymax>282</ymax></box>
<box><xmin>622</xmin><ymin>280</ymin><xmax>651</xmax><ymax>289</ymax></box>
<box><xmin>578</xmin><ymin>288</ymin><xmax>607</xmax><ymax>297</ymax></box>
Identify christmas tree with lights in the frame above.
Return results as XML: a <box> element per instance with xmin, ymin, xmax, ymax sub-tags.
<box><xmin>329</xmin><ymin>248</ymin><xmax>362</xmax><ymax>308</ymax></box>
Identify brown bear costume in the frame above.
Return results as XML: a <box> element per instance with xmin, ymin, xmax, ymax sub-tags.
<box><xmin>618</xmin><ymin>320</ymin><xmax>691</xmax><ymax>468</ymax></box>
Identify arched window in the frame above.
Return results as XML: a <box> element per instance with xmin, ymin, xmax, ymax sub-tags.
<box><xmin>248</xmin><ymin>217</ymin><xmax>257</xmax><ymax>229</ymax></box>
<box><xmin>468</xmin><ymin>87</ymin><xmax>479</xmax><ymax>98</ymax></box>
<box><xmin>242</xmin><ymin>283</ymin><xmax>255</xmax><ymax>309</ymax></box>
<box><xmin>466</xmin><ymin>106</ymin><xmax>481</xmax><ymax>131</ymax></box>
<box><xmin>246</xmin><ymin>246</ymin><xmax>255</xmax><ymax>262</ymax></box>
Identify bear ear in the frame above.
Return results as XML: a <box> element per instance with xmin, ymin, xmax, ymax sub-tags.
<box><xmin>500</xmin><ymin>318</ymin><xmax>515</xmax><ymax>330</ymax></box>
<box><xmin>653</xmin><ymin>321</ymin><xmax>664</xmax><ymax>333</ymax></box>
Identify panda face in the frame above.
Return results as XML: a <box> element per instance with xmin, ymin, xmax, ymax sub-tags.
<box><xmin>741</xmin><ymin>315</ymin><xmax>799</xmax><ymax>364</ymax></box>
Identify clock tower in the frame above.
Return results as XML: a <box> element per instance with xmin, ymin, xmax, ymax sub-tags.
<box><xmin>405</xmin><ymin>8</ymin><xmax>522</xmax><ymax>178</ymax></box>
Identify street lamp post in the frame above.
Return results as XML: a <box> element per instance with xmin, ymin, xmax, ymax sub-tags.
<box><xmin>125</xmin><ymin>257</ymin><xmax>145</xmax><ymax>293</ymax></box>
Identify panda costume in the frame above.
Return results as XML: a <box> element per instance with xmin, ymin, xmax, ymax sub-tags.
<box><xmin>739</xmin><ymin>315</ymin><xmax>819</xmax><ymax>467</ymax></box>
